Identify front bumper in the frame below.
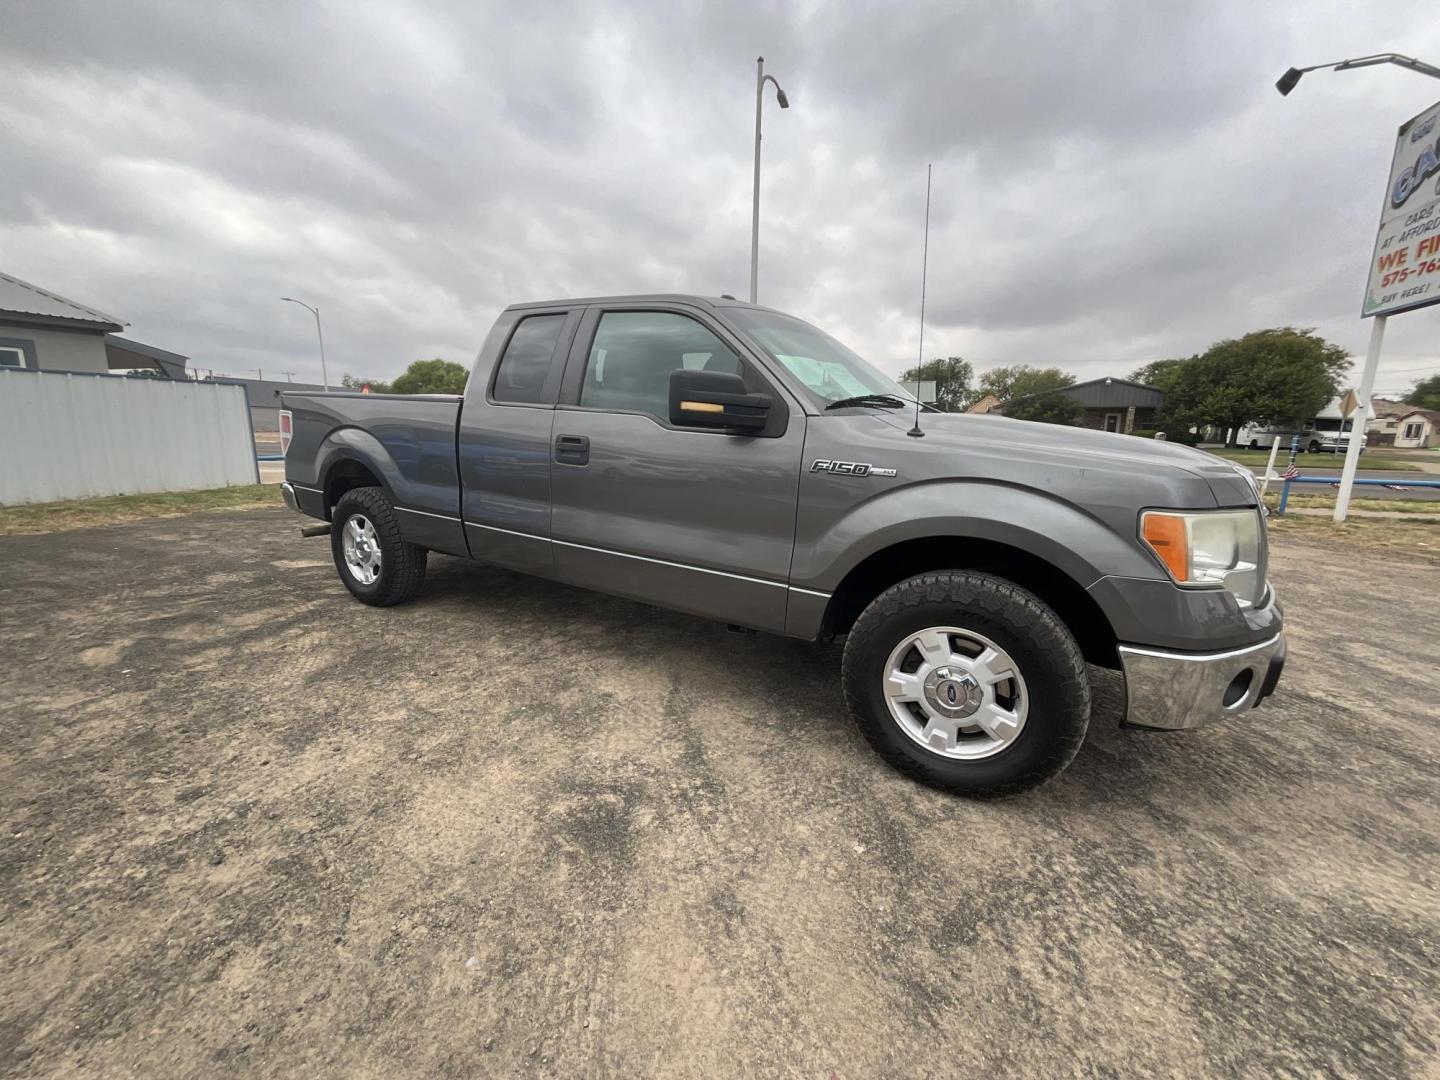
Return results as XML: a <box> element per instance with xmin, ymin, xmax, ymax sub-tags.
<box><xmin>1118</xmin><ymin>631</ymin><xmax>1286</xmax><ymax>731</ymax></box>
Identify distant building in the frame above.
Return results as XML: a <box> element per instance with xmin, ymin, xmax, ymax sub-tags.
<box><xmin>1064</xmin><ymin>378</ymin><xmax>1162</xmax><ymax>432</ymax></box>
<box><xmin>999</xmin><ymin>376</ymin><xmax>1161</xmax><ymax>433</ymax></box>
<box><xmin>1</xmin><ymin>271</ymin><xmax>190</xmax><ymax>379</ymax></box>
<box><xmin>104</xmin><ymin>336</ymin><xmax>190</xmax><ymax>380</ymax></box>
<box><xmin>1395</xmin><ymin>409</ymin><xmax>1440</xmax><ymax>449</ymax></box>
<box><xmin>209</xmin><ymin>376</ymin><xmax>328</xmax><ymax>432</ymax></box>
<box><xmin>1365</xmin><ymin>397</ymin><xmax>1411</xmax><ymax>445</ymax></box>
<box><xmin>1</xmin><ymin>270</ymin><xmax>126</xmax><ymax>373</ymax></box>
<box><xmin>965</xmin><ymin>393</ymin><xmax>1001</xmax><ymax>414</ymax></box>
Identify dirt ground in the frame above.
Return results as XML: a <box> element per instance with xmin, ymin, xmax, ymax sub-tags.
<box><xmin>2</xmin><ymin>509</ymin><xmax>1437</xmax><ymax>1078</ymax></box>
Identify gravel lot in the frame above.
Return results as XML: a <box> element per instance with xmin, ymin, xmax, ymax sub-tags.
<box><xmin>2</xmin><ymin>508</ymin><xmax>1437</xmax><ymax>1078</ymax></box>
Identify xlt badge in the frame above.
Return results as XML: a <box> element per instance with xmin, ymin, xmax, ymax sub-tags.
<box><xmin>810</xmin><ymin>459</ymin><xmax>898</xmax><ymax>478</ymax></box>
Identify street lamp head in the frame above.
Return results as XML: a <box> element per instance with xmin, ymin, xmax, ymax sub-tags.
<box><xmin>775</xmin><ymin>87</ymin><xmax>790</xmax><ymax>109</ymax></box>
<box><xmin>1275</xmin><ymin>67</ymin><xmax>1304</xmax><ymax>96</ymax></box>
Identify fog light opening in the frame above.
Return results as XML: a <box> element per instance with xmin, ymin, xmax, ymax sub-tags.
<box><xmin>1223</xmin><ymin>669</ymin><xmax>1254</xmax><ymax>709</ymax></box>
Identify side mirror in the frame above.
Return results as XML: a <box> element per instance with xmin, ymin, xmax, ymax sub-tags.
<box><xmin>669</xmin><ymin>369</ymin><xmax>771</xmax><ymax>432</ymax></box>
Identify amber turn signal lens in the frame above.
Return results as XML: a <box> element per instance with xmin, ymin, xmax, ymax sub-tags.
<box><xmin>1141</xmin><ymin>512</ymin><xmax>1190</xmax><ymax>582</ymax></box>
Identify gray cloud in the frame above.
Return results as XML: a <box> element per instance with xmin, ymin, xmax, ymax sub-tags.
<box><xmin>3</xmin><ymin>0</ymin><xmax>1438</xmax><ymax>397</ymax></box>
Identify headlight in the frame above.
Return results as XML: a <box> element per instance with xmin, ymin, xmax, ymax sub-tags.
<box><xmin>1140</xmin><ymin>509</ymin><xmax>1262</xmax><ymax>607</ymax></box>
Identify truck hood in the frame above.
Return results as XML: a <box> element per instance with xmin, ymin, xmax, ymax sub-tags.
<box><xmin>872</xmin><ymin>411</ymin><xmax>1257</xmax><ymax>506</ymax></box>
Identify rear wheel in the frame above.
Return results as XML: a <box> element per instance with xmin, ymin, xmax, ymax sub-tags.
<box><xmin>842</xmin><ymin>571</ymin><xmax>1090</xmax><ymax>797</ymax></box>
<box><xmin>330</xmin><ymin>487</ymin><xmax>427</xmax><ymax>606</ymax></box>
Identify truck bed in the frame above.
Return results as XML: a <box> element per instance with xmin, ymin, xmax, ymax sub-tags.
<box><xmin>280</xmin><ymin>390</ymin><xmax>464</xmax><ymax>518</ymax></box>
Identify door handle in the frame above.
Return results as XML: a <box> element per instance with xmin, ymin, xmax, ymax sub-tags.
<box><xmin>554</xmin><ymin>433</ymin><xmax>590</xmax><ymax>465</ymax></box>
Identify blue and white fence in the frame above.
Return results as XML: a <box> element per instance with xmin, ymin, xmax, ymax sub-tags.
<box><xmin>1275</xmin><ymin>474</ymin><xmax>1440</xmax><ymax>513</ymax></box>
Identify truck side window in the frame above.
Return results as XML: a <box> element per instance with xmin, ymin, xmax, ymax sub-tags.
<box><xmin>493</xmin><ymin>314</ymin><xmax>566</xmax><ymax>404</ymax></box>
<box><xmin>580</xmin><ymin>311</ymin><xmax>741</xmax><ymax>419</ymax></box>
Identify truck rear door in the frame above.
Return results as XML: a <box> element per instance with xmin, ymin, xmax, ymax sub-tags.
<box><xmin>546</xmin><ymin>302</ymin><xmax>805</xmax><ymax>634</ymax></box>
<box><xmin>457</xmin><ymin>306</ymin><xmax>581</xmax><ymax>575</ymax></box>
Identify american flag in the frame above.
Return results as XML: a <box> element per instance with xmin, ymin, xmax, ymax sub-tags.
<box><xmin>1282</xmin><ymin>464</ymin><xmax>1299</xmax><ymax>480</ymax></box>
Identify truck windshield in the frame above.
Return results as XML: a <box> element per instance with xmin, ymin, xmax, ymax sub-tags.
<box><xmin>726</xmin><ymin>308</ymin><xmax>920</xmax><ymax>410</ymax></box>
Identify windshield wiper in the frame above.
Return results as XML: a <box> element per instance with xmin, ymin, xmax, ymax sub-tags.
<box><xmin>824</xmin><ymin>393</ymin><xmax>910</xmax><ymax>411</ymax></box>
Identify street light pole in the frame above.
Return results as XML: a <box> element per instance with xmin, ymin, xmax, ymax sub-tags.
<box><xmin>280</xmin><ymin>297</ymin><xmax>330</xmax><ymax>391</ymax></box>
<box><xmin>1275</xmin><ymin>52</ymin><xmax>1440</xmax><ymax>95</ymax></box>
<box><xmin>1275</xmin><ymin>50</ymin><xmax>1440</xmax><ymax>522</ymax></box>
<box><xmin>750</xmin><ymin>56</ymin><xmax>790</xmax><ymax>304</ymax></box>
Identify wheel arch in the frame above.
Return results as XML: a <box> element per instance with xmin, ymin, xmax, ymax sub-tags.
<box><xmin>316</xmin><ymin>428</ymin><xmax>401</xmax><ymax>518</ymax></box>
<box><xmin>821</xmin><ymin>535</ymin><xmax>1121</xmax><ymax>669</ymax></box>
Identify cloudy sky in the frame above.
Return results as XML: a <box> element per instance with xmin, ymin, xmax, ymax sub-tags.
<box><xmin>4</xmin><ymin>0</ymin><xmax>1439</xmax><ymax>397</ymax></box>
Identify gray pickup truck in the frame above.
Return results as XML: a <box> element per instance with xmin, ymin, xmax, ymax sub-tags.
<box><xmin>281</xmin><ymin>294</ymin><xmax>1284</xmax><ymax>796</ymax></box>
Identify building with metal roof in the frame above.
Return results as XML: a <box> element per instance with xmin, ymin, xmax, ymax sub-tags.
<box><xmin>103</xmin><ymin>335</ymin><xmax>191</xmax><ymax>380</ymax></box>
<box><xmin>998</xmin><ymin>376</ymin><xmax>1163</xmax><ymax>433</ymax></box>
<box><xmin>208</xmin><ymin>375</ymin><xmax>329</xmax><ymax>432</ymax></box>
<box><xmin>1</xmin><ymin>270</ymin><xmax>128</xmax><ymax>374</ymax></box>
<box><xmin>0</xmin><ymin>271</ymin><xmax>198</xmax><ymax>381</ymax></box>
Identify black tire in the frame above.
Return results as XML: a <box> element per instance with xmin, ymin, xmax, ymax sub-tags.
<box><xmin>1307</xmin><ymin>440</ymin><xmax>1320</xmax><ymax>454</ymax></box>
<box><xmin>330</xmin><ymin>487</ymin><xmax>427</xmax><ymax>606</ymax></box>
<box><xmin>1248</xmin><ymin>440</ymin><xmax>1259</xmax><ymax>450</ymax></box>
<box><xmin>841</xmin><ymin>571</ymin><xmax>1090</xmax><ymax>798</ymax></box>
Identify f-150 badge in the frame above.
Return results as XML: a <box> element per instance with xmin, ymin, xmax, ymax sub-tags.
<box><xmin>810</xmin><ymin>459</ymin><xmax>898</xmax><ymax>478</ymax></box>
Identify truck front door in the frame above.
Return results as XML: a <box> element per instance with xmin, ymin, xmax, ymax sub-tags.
<box><xmin>547</xmin><ymin>304</ymin><xmax>805</xmax><ymax>634</ymax></box>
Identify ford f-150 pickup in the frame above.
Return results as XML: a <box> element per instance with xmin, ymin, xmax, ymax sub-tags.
<box><xmin>280</xmin><ymin>294</ymin><xmax>1285</xmax><ymax>796</ymax></box>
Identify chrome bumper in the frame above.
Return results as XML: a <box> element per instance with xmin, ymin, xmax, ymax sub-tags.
<box><xmin>1118</xmin><ymin>632</ymin><xmax>1286</xmax><ymax>731</ymax></box>
<box><xmin>280</xmin><ymin>481</ymin><xmax>300</xmax><ymax>513</ymax></box>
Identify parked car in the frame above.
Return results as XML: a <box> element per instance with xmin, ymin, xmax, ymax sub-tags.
<box><xmin>1240</xmin><ymin>405</ymin><xmax>1363</xmax><ymax>454</ymax></box>
<box><xmin>1306</xmin><ymin>418</ymin><xmax>1364</xmax><ymax>455</ymax></box>
<box><xmin>281</xmin><ymin>295</ymin><xmax>1284</xmax><ymax>797</ymax></box>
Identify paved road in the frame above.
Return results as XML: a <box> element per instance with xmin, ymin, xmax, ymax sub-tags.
<box><xmin>2</xmin><ymin>510</ymin><xmax>1436</xmax><ymax>1077</ymax></box>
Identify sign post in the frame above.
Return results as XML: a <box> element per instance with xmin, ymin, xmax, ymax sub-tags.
<box><xmin>1334</xmin><ymin>316</ymin><xmax>1385</xmax><ymax>521</ymax></box>
<box><xmin>1259</xmin><ymin>435</ymin><xmax>1283</xmax><ymax>496</ymax></box>
<box><xmin>1339</xmin><ymin>98</ymin><xmax>1440</xmax><ymax>521</ymax></box>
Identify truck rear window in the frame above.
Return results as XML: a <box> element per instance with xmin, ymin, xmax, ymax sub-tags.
<box><xmin>493</xmin><ymin>315</ymin><xmax>566</xmax><ymax>404</ymax></box>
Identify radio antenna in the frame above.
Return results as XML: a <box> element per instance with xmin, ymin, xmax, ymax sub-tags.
<box><xmin>908</xmin><ymin>163</ymin><xmax>932</xmax><ymax>438</ymax></box>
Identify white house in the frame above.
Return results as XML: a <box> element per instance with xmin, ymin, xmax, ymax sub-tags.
<box><xmin>1394</xmin><ymin>409</ymin><xmax>1440</xmax><ymax>449</ymax></box>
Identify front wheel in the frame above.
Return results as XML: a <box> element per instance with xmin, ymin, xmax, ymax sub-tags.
<box><xmin>841</xmin><ymin>571</ymin><xmax>1090</xmax><ymax>797</ymax></box>
<box><xmin>1307</xmin><ymin>440</ymin><xmax>1321</xmax><ymax>454</ymax></box>
<box><xmin>330</xmin><ymin>487</ymin><xmax>427</xmax><ymax>606</ymax></box>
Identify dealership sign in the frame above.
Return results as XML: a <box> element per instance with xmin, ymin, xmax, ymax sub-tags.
<box><xmin>1364</xmin><ymin>99</ymin><xmax>1440</xmax><ymax>317</ymax></box>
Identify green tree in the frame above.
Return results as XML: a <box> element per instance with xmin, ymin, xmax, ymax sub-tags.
<box><xmin>977</xmin><ymin>365</ymin><xmax>1083</xmax><ymax>425</ymax></box>
<box><xmin>1129</xmin><ymin>358</ymin><xmax>1187</xmax><ymax>393</ymax></box>
<box><xmin>898</xmin><ymin>356</ymin><xmax>973</xmax><ymax>412</ymax></box>
<box><xmin>1159</xmin><ymin>328</ymin><xmax>1349</xmax><ymax>447</ymax></box>
<box><xmin>390</xmin><ymin>359</ymin><xmax>469</xmax><ymax>395</ymax></box>
<box><xmin>978</xmin><ymin>364</ymin><xmax>1075</xmax><ymax>402</ymax></box>
<box><xmin>341</xmin><ymin>373</ymin><xmax>393</xmax><ymax>394</ymax></box>
<box><xmin>1003</xmin><ymin>387</ymin><xmax>1084</xmax><ymax>425</ymax></box>
<box><xmin>1404</xmin><ymin>373</ymin><xmax>1440</xmax><ymax>411</ymax></box>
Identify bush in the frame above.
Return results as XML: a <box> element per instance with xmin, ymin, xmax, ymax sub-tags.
<box><xmin>1130</xmin><ymin>429</ymin><xmax>1159</xmax><ymax>439</ymax></box>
